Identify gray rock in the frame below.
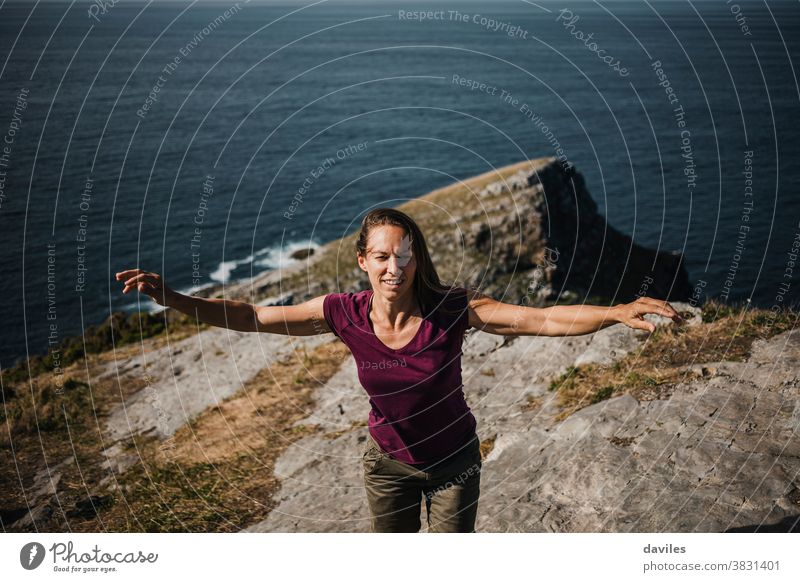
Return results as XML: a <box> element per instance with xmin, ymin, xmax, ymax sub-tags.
<box><xmin>103</xmin><ymin>301</ymin><xmax>329</xmax><ymax>442</ymax></box>
<box><xmin>291</xmin><ymin>358</ymin><xmax>368</xmax><ymax>430</ymax></box>
<box><xmin>575</xmin><ymin>301</ymin><xmax>702</xmax><ymax>366</ymax></box>
<box><xmin>242</xmin><ymin>323</ymin><xmax>800</xmax><ymax>533</ymax></box>
<box><xmin>476</xmin><ymin>329</ymin><xmax>800</xmax><ymax>532</ymax></box>
<box><xmin>243</xmin><ymin>430</ymin><xmax>372</xmax><ymax>532</ymax></box>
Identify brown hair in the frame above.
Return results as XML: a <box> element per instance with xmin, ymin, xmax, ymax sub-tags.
<box><xmin>356</xmin><ymin>207</ymin><xmax>463</xmax><ymax>317</ymax></box>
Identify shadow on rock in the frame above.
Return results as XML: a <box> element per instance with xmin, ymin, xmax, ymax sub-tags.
<box><xmin>725</xmin><ymin>515</ymin><xmax>800</xmax><ymax>533</ymax></box>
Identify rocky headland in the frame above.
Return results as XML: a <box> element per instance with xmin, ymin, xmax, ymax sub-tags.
<box><xmin>2</xmin><ymin>158</ymin><xmax>797</xmax><ymax>533</ymax></box>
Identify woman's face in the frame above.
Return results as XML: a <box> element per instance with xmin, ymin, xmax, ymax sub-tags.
<box><xmin>357</xmin><ymin>225</ymin><xmax>417</xmax><ymax>300</ymax></box>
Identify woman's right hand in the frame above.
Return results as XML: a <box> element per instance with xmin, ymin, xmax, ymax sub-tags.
<box><xmin>115</xmin><ymin>269</ymin><xmax>176</xmax><ymax>307</ymax></box>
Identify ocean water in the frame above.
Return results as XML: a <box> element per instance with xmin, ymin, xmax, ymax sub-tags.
<box><xmin>1</xmin><ymin>0</ymin><xmax>799</xmax><ymax>365</ymax></box>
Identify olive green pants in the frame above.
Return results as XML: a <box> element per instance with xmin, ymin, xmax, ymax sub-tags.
<box><xmin>362</xmin><ymin>434</ymin><xmax>482</xmax><ymax>533</ymax></box>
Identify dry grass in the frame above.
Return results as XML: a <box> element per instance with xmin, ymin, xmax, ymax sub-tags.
<box><xmin>2</xmin><ymin>159</ymin><xmax>551</xmax><ymax>531</ymax></box>
<box><xmin>523</xmin><ymin>394</ymin><xmax>543</xmax><ymax>412</ymax></box>
<box><xmin>479</xmin><ymin>434</ymin><xmax>497</xmax><ymax>460</ymax></box>
<box><xmin>0</xmin><ymin>310</ymin><xmax>205</xmax><ymax>389</ymax></box>
<box><xmin>546</xmin><ymin>299</ymin><xmax>797</xmax><ymax>422</ymax></box>
<box><xmin>1</xmin><ymin>339</ymin><xmax>351</xmax><ymax>532</ymax></box>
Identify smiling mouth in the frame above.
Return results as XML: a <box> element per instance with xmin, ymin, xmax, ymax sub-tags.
<box><xmin>382</xmin><ymin>279</ymin><xmax>404</xmax><ymax>286</ymax></box>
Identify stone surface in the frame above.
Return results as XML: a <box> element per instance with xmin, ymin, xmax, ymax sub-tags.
<box><xmin>103</xmin><ymin>295</ymin><xmax>328</xmax><ymax>443</ymax></box>
<box><xmin>14</xmin><ymin>161</ymin><xmax>793</xmax><ymax>534</ymax></box>
<box><xmin>244</xmin><ymin>159</ymin><xmax>692</xmax><ymax>308</ymax></box>
<box><xmin>241</xmin><ymin>303</ymin><xmax>800</xmax><ymax>533</ymax></box>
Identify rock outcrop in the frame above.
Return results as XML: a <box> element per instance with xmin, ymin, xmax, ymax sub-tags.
<box><xmin>245</xmin><ymin>305</ymin><xmax>800</xmax><ymax>533</ymax></box>
<box><xmin>8</xmin><ymin>158</ymin><xmax>793</xmax><ymax>534</ymax></box>
<box><xmin>231</xmin><ymin>157</ymin><xmax>691</xmax><ymax>306</ymax></box>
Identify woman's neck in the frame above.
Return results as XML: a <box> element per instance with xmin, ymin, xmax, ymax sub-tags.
<box><xmin>370</xmin><ymin>290</ymin><xmax>421</xmax><ymax>330</ymax></box>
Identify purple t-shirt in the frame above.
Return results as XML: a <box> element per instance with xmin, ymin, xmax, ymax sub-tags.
<box><xmin>323</xmin><ymin>287</ymin><xmax>477</xmax><ymax>465</ymax></box>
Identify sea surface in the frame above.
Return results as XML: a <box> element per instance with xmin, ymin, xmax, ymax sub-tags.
<box><xmin>1</xmin><ymin>0</ymin><xmax>799</xmax><ymax>365</ymax></box>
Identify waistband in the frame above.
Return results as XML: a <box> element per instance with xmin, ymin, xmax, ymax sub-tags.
<box><xmin>369</xmin><ymin>432</ymin><xmax>480</xmax><ymax>472</ymax></box>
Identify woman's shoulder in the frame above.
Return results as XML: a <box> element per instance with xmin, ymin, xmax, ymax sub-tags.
<box><xmin>325</xmin><ymin>288</ymin><xmax>371</xmax><ymax>301</ymax></box>
<box><xmin>436</xmin><ymin>285</ymin><xmax>469</xmax><ymax>306</ymax></box>
<box><xmin>429</xmin><ymin>286</ymin><xmax>470</xmax><ymax>323</ymax></box>
<box><xmin>323</xmin><ymin>289</ymin><xmax>371</xmax><ymax>323</ymax></box>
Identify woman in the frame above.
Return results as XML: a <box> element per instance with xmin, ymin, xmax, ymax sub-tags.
<box><xmin>116</xmin><ymin>207</ymin><xmax>682</xmax><ymax>533</ymax></box>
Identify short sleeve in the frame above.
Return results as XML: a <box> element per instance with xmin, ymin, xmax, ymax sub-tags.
<box><xmin>455</xmin><ymin>287</ymin><xmax>471</xmax><ymax>335</ymax></box>
<box><xmin>438</xmin><ymin>286</ymin><xmax>470</xmax><ymax>337</ymax></box>
<box><xmin>322</xmin><ymin>293</ymin><xmax>342</xmax><ymax>339</ymax></box>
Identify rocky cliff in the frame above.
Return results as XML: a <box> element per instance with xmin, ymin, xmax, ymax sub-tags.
<box><xmin>2</xmin><ymin>159</ymin><xmax>796</xmax><ymax>533</ymax></box>
<box><xmin>224</xmin><ymin>157</ymin><xmax>691</xmax><ymax>306</ymax></box>
<box><xmin>245</xmin><ymin>309</ymin><xmax>800</xmax><ymax>533</ymax></box>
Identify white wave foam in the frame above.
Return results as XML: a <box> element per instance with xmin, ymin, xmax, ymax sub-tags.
<box><xmin>209</xmin><ymin>259</ymin><xmax>238</xmax><ymax>283</ymax></box>
<box><xmin>208</xmin><ymin>239</ymin><xmax>321</xmax><ymax>284</ymax></box>
<box><xmin>254</xmin><ymin>239</ymin><xmax>321</xmax><ymax>269</ymax></box>
<box><xmin>119</xmin><ymin>240</ymin><xmax>319</xmax><ymax>316</ymax></box>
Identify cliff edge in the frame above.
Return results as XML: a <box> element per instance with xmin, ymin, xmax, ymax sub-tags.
<box><xmin>2</xmin><ymin>159</ymin><xmax>796</xmax><ymax>533</ymax></box>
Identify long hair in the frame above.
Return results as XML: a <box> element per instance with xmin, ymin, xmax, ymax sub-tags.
<box><xmin>355</xmin><ymin>207</ymin><xmax>463</xmax><ymax>317</ymax></box>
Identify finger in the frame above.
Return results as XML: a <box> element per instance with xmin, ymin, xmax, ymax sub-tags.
<box><xmin>633</xmin><ymin>319</ymin><xmax>656</xmax><ymax>333</ymax></box>
<box><xmin>636</xmin><ymin>301</ymin><xmax>680</xmax><ymax>320</ymax></box>
<box><xmin>123</xmin><ymin>273</ymin><xmax>153</xmax><ymax>288</ymax></box>
<box><xmin>129</xmin><ymin>282</ymin><xmax>160</xmax><ymax>300</ymax></box>
<box><xmin>637</xmin><ymin>296</ymin><xmax>668</xmax><ymax>311</ymax></box>
<box><xmin>665</xmin><ymin>302</ymin><xmax>684</xmax><ymax>321</ymax></box>
<box><xmin>116</xmin><ymin>269</ymin><xmax>143</xmax><ymax>280</ymax></box>
<box><xmin>121</xmin><ymin>274</ymin><xmax>149</xmax><ymax>288</ymax></box>
<box><xmin>122</xmin><ymin>282</ymin><xmax>147</xmax><ymax>295</ymax></box>
<box><xmin>651</xmin><ymin>306</ymin><xmax>678</xmax><ymax>319</ymax></box>
<box><xmin>123</xmin><ymin>276</ymin><xmax>156</xmax><ymax>294</ymax></box>
<box><xmin>652</xmin><ymin>299</ymin><xmax>680</xmax><ymax>318</ymax></box>
<box><xmin>643</xmin><ymin>298</ymin><xmax>681</xmax><ymax>320</ymax></box>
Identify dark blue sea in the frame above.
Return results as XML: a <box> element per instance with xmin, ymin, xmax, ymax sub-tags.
<box><xmin>1</xmin><ymin>0</ymin><xmax>799</xmax><ymax>366</ymax></box>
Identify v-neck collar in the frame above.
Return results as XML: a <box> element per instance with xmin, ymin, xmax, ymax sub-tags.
<box><xmin>366</xmin><ymin>290</ymin><xmax>425</xmax><ymax>353</ymax></box>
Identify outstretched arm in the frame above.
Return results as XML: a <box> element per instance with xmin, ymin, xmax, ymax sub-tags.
<box><xmin>116</xmin><ymin>269</ymin><xmax>331</xmax><ymax>335</ymax></box>
<box><xmin>466</xmin><ymin>290</ymin><xmax>683</xmax><ymax>337</ymax></box>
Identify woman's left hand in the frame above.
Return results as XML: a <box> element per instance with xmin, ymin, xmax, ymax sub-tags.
<box><xmin>614</xmin><ymin>297</ymin><xmax>684</xmax><ymax>333</ymax></box>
